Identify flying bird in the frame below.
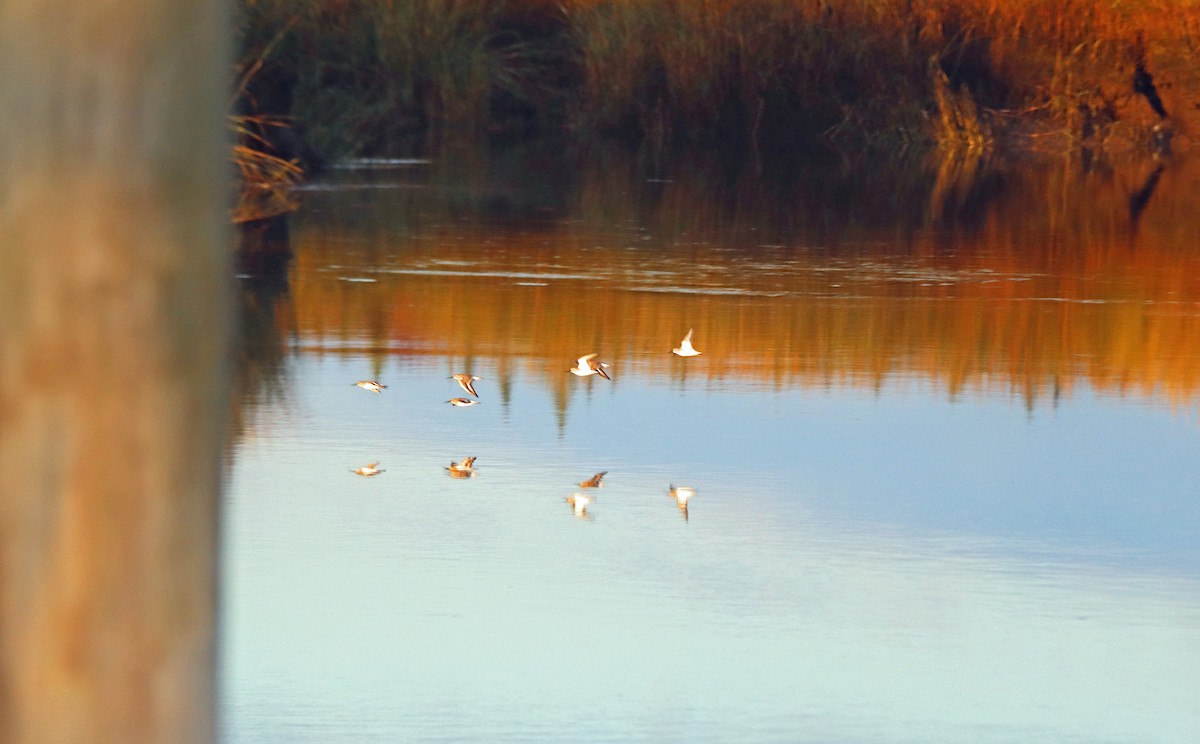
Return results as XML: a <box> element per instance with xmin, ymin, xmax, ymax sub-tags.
<box><xmin>446</xmin><ymin>398</ymin><xmax>480</xmax><ymax>407</ymax></box>
<box><xmin>577</xmin><ymin>471</ymin><xmax>607</xmax><ymax>488</ymax></box>
<box><xmin>569</xmin><ymin>353</ymin><xmax>611</xmax><ymax>380</ymax></box>
<box><xmin>353</xmin><ymin>380</ymin><xmax>388</xmax><ymax>393</ymax></box>
<box><xmin>450</xmin><ymin>374</ymin><xmax>482</xmax><ymax>397</ymax></box>
<box><xmin>351</xmin><ymin>463</ymin><xmax>385</xmax><ymax>476</ymax></box>
<box><xmin>672</xmin><ymin>329</ymin><xmax>702</xmax><ymax>357</ymax></box>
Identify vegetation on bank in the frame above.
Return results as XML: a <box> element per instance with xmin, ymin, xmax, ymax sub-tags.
<box><xmin>232</xmin><ymin>114</ymin><xmax>304</xmax><ymax>223</ymax></box>
<box><xmin>235</xmin><ymin>0</ymin><xmax>1198</xmax><ymax>165</ymax></box>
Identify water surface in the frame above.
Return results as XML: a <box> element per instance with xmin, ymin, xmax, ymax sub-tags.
<box><xmin>223</xmin><ymin>145</ymin><xmax>1200</xmax><ymax>742</ymax></box>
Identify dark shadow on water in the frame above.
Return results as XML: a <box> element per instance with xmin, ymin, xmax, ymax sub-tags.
<box><xmin>1128</xmin><ymin>162</ymin><xmax>1165</xmax><ymax>237</ymax></box>
<box><xmin>237</xmin><ymin>215</ymin><xmax>292</xmax><ymax>286</ymax></box>
<box><xmin>229</xmin><ymin>216</ymin><xmax>295</xmax><ymax>450</ymax></box>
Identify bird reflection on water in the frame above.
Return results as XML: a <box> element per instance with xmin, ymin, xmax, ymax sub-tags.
<box><xmin>446</xmin><ymin>457</ymin><xmax>477</xmax><ymax>479</ymax></box>
<box><xmin>566</xmin><ymin>492</ymin><xmax>592</xmax><ymax>518</ymax></box>
<box><xmin>670</xmin><ymin>485</ymin><xmax>695</xmax><ymax>521</ymax></box>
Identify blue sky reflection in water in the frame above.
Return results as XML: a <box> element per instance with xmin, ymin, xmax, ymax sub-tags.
<box><xmin>222</xmin><ymin>148</ymin><xmax>1200</xmax><ymax>743</ymax></box>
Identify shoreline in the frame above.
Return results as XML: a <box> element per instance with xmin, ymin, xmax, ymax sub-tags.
<box><xmin>235</xmin><ymin>0</ymin><xmax>1197</xmax><ymax>191</ymax></box>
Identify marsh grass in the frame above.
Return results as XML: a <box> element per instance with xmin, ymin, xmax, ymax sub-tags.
<box><xmin>231</xmin><ymin>115</ymin><xmax>303</xmax><ymax>223</ymax></box>
<box><xmin>562</xmin><ymin>0</ymin><xmax>1200</xmax><ymax>150</ymax></box>
<box><xmin>236</xmin><ymin>0</ymin><xmax>1200</xmax><ymax>157</ymax></box>
<box><xmin>237</xmin><ymin>0</ymin><xmax>557</xmax><ymax>158</ymax></box>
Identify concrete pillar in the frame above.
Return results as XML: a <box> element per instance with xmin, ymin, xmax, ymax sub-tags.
<box><xmin>0</xmin><ymin>1</ymin><xmax>228</xmax><ymax>742</ymax></box>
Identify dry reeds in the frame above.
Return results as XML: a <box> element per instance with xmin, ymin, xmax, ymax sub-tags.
<box><xmin>235</xmin><ymin>0</ymin><xmax>1200</xmax><ymax>156</ymax></box>
<box><xmin>236</xmin><ymin>0</ymin><xmax>549</xmax><ymax>157</ymax></box>
<box><xmin>930</xmin><ymin>57</ymin><xmax>992</xmax><ymax>151</ymax></box>
<box><xmin>231</xmin><ymin>115</ymin><xmax>303</xmax><ymax>223</ymax></box>
<box><xmin>562</xmin><ymin>0</ymin><xmax>1199</xmax><ymax>150</ymax></box>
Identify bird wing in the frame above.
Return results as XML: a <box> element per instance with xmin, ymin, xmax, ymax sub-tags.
<box><xmin>576</xmin><ymin>353</ymin><xmax>598</xmax><ymax>366</ymax></box>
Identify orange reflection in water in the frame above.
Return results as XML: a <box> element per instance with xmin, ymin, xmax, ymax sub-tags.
<box><xmin>255</xmin><ymin>147</ymin><xmax>1200</xmax><ymax>413</ymax></box>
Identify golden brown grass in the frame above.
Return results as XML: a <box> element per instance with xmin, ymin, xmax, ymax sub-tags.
<box><xmin>231</xmin><ymin>115</ymin><xmax>303</xmax><ymax>223</ymax></box>
<box><xmin>235</xmin><ymin>0</ymin><xmax>1200</xmax><ymax>156</ymax></box>
<box><xmin>236</xmin><ymin>0</ymin><xmax>538</xmax><ymax>157</ymax></box>
<box><xmin>561</xmin><ymin>0</ymin><xmax>1200</xmax><ymax>149</ymax></box>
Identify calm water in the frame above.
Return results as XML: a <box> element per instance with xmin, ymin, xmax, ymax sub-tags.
<box><xmin>222</xmin><ymin>144</ymin><xmax>1200</xmax><ymax>743</ymax></box>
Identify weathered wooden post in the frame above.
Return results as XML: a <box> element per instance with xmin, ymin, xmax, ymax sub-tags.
<box><xmin>0</xmin><ymin>1</ymin><xmax>228</xmax><ymax>742</ymax></box>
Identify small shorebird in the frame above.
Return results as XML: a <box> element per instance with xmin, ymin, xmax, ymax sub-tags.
<box><xmin>577</xmin><ymin>471</ymin><xmax>607</xmax><ymax>488</ymax></box>
<box><xmin>450</xmin><ymin>374</ymin><xmax>482</xmax><ymax>397</ymax></box>
<box><xmin>354</xmin><ymin>380</ymin><xmax>388</xmax><ymax>393</ymax></box>
<box><xmin>446</xmin><ymin>456</ymin><xmax>477</xmax><ymax>478</ymax></box>
<box><xmin>672</xmin><ymin>329</ymin><xmax>702</xmax><ymax>357</ymax></box>
<box><xmin>566</xmin><ymin>492</ymin><xmax>592</xmax><ymax>517</ymax></box>
<box><xmin>669</xmin><ymin>484</ymin><xmax>695</xmax><ymax>519</ymax></box>
<box><xmin>569</xmin><ymin>353</ymin><xmax>611</xmax><ymax>380</ymax></box>
<box><xmin>351</xmin><ymin>463</ymin><xmax>385</xmax><ymax>476</ymax></box>
<box><xmin>446</xmin><ymin>397</ymin><xmax>479</xmax><ymax>407</ymax></box>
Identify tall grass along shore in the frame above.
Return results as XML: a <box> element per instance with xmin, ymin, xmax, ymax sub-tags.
<box><xmin>235</xmin><ymin>0</ymin><xmax>1198</xmax><ymax>161</ymax></box>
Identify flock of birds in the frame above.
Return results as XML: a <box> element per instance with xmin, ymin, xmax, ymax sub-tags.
<box><xmin>349</xmin><ymin>329</ymin><xmax>704</xmax><ymax>519</ymax></box>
